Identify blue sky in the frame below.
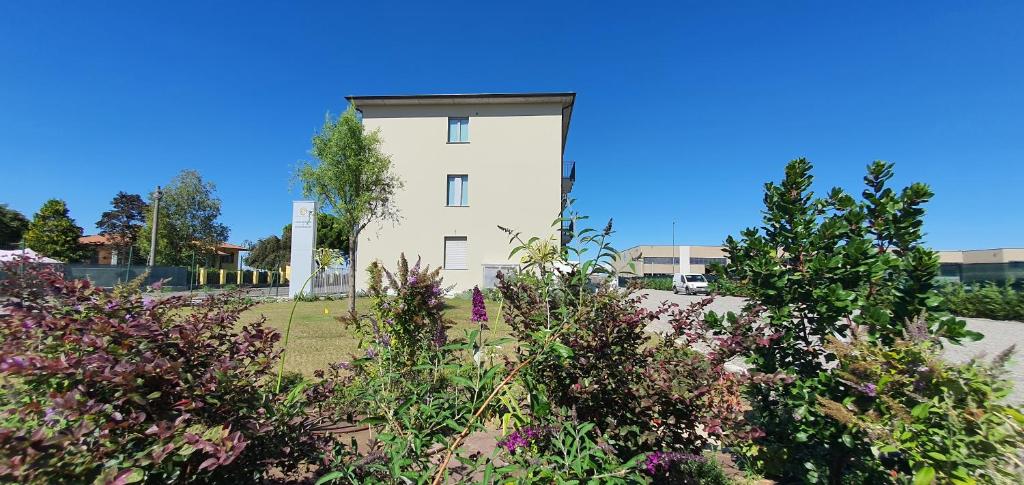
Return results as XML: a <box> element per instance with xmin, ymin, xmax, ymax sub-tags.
<box><xmin>2</xmin><ymin>1</ymin><xmax>1021</xmax><ymax>251</ymax></box>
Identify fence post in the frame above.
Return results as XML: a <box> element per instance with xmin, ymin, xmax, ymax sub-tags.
<box><xmin>237</xmin><ymin>270</ymin><xmax>242</xmax><ymax>285</ymax></box>
<box><xmin>252</xmin><ymin>270</ymin><xmax>258</xmax><ymax>286</ymax></box>
<box><xmin>219</xmin><ymin>269</ymin><xmax>225</xmax><ymax>287</ymax></box>
<box><xmin>199</xmin><ymin>267</ymin><xmax>207</xmax><ymax>286</ymax></box>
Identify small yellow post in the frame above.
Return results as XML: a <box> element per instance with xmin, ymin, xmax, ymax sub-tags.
<box><xmin>252</xmin><ymin>270</ymin><xmax>258</xmax><ymax>285</ymax></box>
<box><xmin>237</xmin><ymin>270</ymin><xmax>242</xmax><ymax>285</ymax></box>
<box><xmin>199</xmin><ymin>267</ymin><xmax>207</xmax><ymax>286</ymax></box>
<box><xmin>219</xmin><ymin>269</ymin><xmax>226</xmax><ymax>286</ymax></box>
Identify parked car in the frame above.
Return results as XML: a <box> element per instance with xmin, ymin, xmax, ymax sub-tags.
<box><xmin>672</xmin><ymin>273</ymin><xmax>709</xmax><ymax>295</ymax></box>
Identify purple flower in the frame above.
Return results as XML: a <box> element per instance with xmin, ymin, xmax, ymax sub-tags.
<box><xmin>143</xmin><ymin>297</ymin><xmax>157</xmax><ymax>310</ymax></box>
<box><xmin>471</xmin><ymin>286</ymin><xmax>488</xmax><ymax>323</ymax></box>
<box><xmin>431</xmin><ymin>323</ymin><xmax>447</xmax><ymax>348</ymax></box>
<box><xmin>495</xmin><ymin>425</ymin><xmax>544</xmax><ymax>452</ymax></box>
<box><xmin>43</xmin><ymin>407</ymin><xmax>60</xmax><ymax>425</ymax></box>
<box><xmin>857</xmin><ymin>383</ymin><xmax>878</xmax><ymax>397</ymax></box>
<box><xmin>643</xmin><ymin>452</ymin><xmax>706</xmax><ymax>475</ymax></box>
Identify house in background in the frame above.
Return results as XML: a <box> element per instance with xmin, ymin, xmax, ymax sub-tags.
<box><xmin>79</xmin><ymin>234</ymin><xmax>247</xmax><ymax>270</ymax></box>
<box><xmin>347</xmin><ymin>92</ymin><xmax>576</xmax><ymax>291</ymax></box>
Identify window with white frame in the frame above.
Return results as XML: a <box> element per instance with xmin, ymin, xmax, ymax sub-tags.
<box><xmin>447</xmin><ymin>175</ymin><xmax>468</xmax><ymax>206</ymax></box>
<box><xmin>448</xmin><ymin>117</ymin><xmax>469</xmax><ymax>143</ymax></box>
<box><xmin>444</xmin><ymin>236</ymin><xmax>468</xmax><ymax>270</ymax></box>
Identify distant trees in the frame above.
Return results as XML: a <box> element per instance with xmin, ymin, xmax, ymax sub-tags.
<box><xmin>96</xmin><ymin>192</ymin><xmax>147</xmax><ymax>264</ymax></box>
<box><xmin>138</xmin><ymin>170</ymin><xmax>229</xmax><ymax>266</ymax></box>
<box><xmin>296</xmin><ymin>106</ymin><xmax>402</xmax><ymax>312</ymax></box>
<box><xmin>244</xmin><ymin>213</ymin><xmax>348</xmax><ymax>271</ymax></box>
<box><xmin>24</xmin><ymin>199</ymin><xmax>88</xmax><ymax>262</ymax></box>
<box><xmin>0</xmin><ymin>204</ymin><xmax>29</xmax><ymax>247</ymax></box>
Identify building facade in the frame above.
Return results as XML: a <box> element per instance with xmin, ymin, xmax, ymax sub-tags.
<box><xmin>613</xmin><ymin>245</ymin><xmax>728</xmax><ymax>277</ymax></box>
<box><xmin>612</xmin><ymin>245</ymin><xmax>1023</xmax><ymax>284</ymax></box>
<box><xmin>348</xmin><ymin>93</ymin><xmax>576</xmax><ymax>292</ymax></box>
<box><xmin>937</xmin><ymin>248</ymin><xmax>1024</xmax><ymax>284</ymax></box>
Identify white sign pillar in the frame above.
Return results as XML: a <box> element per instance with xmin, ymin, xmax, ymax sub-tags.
<box><xmin>677</xmin><ymin>245</ymin><xmax>691</xmax><ymax>274</ymax></box>
<box><xmin>289</xmin><ymin>201</ymin><xmax>318</xmax><ymax>298</ymax></box>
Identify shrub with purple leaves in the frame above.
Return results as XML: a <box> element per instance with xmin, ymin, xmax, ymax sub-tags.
<box><xmin>497</xmin><ymin>272</ymin><xmax>762</xmax><ymax>454</ymax></box>
<box><xmin>0</xmin><ymin>263</ymin><xmax>331</xmax><ymax>484</ymax></box>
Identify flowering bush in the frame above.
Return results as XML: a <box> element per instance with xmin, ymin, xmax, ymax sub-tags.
<box><xmin>496</xmin><ymin>217</ymin><xmax>755</xmax><ymax>458</ymax></box>
<box><xmin>493</xmin><ymin>421</ymin><xmax>731</xmax><ymax>484</ymax></box>
<box><xmin>815</xmin><ymin>331</ymin><xmax>1024</xmax><ymax>484</ymax></box>
<box><xmin>362</xmin><ymin>254</ymin><xmax>450</xmax><ymax>365</ymax></box>
<box><xmin>0</xmin><ymin>262</ymin><xmax>331</xmax><ymax>484</ymax></box>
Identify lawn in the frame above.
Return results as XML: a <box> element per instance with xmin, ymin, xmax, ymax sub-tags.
<box><xmin>241</xmin><ymin>296</ymin><xmax>512</xmax><ymax>376</ymax></box>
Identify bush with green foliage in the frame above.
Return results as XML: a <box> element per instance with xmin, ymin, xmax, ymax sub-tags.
<box><xmin>0</xmin><ymin>262</ymin><xmax>332</xmax><ymax>484</ymax></box>
<box><xmin>815</xmin><ymin>325</ymin><xmax>1024</xmax><ymax>484</ymax></box>
<box><xmin>712</xmin><ymin>158</ymin><xmax>1018</xmax><ymax>483</ymax></box>
<box><xmin>936</xmin><ymin>281</ymin><xmax>1024</xmax><ymax>322</ymax></box>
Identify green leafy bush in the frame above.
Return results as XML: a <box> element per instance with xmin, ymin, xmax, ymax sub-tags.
<box><xmin>714</xmin><ymin>159</ymin><xmax>1001</xmax><ymax>482</ymax></box>
<box><xmin>0</xmin><ymin>262</ymin><xmax>331</xmax><ymax>484</ymax></box>
<box><xmin>636</xmin><ymin>276</ymin><xmax>673</xmax><ymax>291</ymax></box>
<box><xmin>815</xmin><ymin>330</ymin><xmax>1024</xmax><ymax>484</ymax></box>
<box><xmin>937</xmin><ymin>281</ymin><xmax>1024</xmax><ymax>322</ymax></box>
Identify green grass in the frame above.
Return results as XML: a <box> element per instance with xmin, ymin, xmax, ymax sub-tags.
<box><xmin>241</xmin><ymin>297</ymin><xmax>512</xmax><ymax>376</ymax></box>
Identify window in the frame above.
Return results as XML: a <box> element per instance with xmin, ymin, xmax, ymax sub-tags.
<box><xmin>643</xmin><ymin>257</ymin><xmax>679</xmax><ymax>265</ymax></box>
<box><xmin>448</xmin><ymin>117</ymin><xmax>469</xmax><ymax>143</ymax></box>
<box><xmin>447</xmin><ymin>175</ymin><xmax>468</xmax><ymax>206</ymax></box>
<box><xmin>444</xmin><ymin>236</ymin><xmax>468</xmax><ymax>270</ymax></box>
<box><xmin>690</xmin><ymin>257</ymin><xmax>727</xmax><ymax>266</ymax></box>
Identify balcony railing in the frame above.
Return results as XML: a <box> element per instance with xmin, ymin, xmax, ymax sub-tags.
<box><xmin>562</xmin><ymin>160</ymin><xmax>575</xmax><ymax>194</ymax></box>
<box><xmin>560</xmin><ymin>219</ymin><xmax>574</xmax><ymax>246</ymax></box>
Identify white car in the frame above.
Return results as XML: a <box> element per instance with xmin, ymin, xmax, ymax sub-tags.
<box><xmin>672</xmin><ymin>273</ymin><xmax>709</xmax><ymax>295</ymax></box>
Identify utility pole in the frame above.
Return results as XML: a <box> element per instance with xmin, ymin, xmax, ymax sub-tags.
<box><xmin>147</xmin><ymin>186</ymin><xmax>162</xmax><ymax>267</ymax></box>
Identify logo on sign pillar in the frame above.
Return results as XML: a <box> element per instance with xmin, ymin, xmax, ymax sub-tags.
<box><xmin>294</xmin><ymin>206</ymin><xmax>314</xmax><ymax>229</ymax></box>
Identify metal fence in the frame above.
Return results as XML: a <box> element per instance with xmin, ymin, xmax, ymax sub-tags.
<box><xmin>64</xmin><ymin>264</ymin><xmax>191</xmax><ymax>288</ymax></box>
<box><xmin>312</xmin><ymin>267</ymin><xmax>349</xmax><ymax>296</ymax></box>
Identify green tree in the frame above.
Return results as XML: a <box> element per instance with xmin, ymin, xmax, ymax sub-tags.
<box><xmin>139</xmin><ymin>170</ymin><xmax>229</xmax><ymax>266</ymax></box>
<box><xmin>24</xmin><ymin>199</ymin><xmax>88</xmax><ymax>262</ymax></box>
<box><xmin>244</xmin><ymin>234</ymin><xmax>287</xmax><ymax>271</ymax></box>
<box><xmin>315</xmin><ymin>212</ymin><xmax>349</xmax><ymax>254</ymax></box>
<box><xmin>296</xmin><ymin>106</ymin><xmax>402</xmax><ymax>312</ymax></box>
<box><xmin>96</xmin><ymin>192</ymin><xmax>147</xmax><ymax>264</ymax></box>
<box><xmin>244</xmin><ymin>214</ymin><xmax>348</xmax><ymax>271</ymax></box>
<box><xmin>0</xmin><ymin>204</ymin><xmax>29</xmax><ymax>247</ymax></box>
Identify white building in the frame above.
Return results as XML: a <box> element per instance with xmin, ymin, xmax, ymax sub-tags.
<box><xmin>347</xmin><ymin>93</ymin><xmax>576</xmax><ymax>291</ymax></box>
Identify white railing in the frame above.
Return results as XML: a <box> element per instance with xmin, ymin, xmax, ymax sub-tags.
<box><xmin>312</xmin><ymin>266</ymin><xmax>349</xmax><ymax>296</ymax></box>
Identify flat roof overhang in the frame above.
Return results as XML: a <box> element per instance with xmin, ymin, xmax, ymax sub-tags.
<box><xmin>346</xmin><ymin>92</ymin><xmax>576</xmax><ymax>154</ymax></box>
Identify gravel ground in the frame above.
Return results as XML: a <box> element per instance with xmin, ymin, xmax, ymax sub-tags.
<box><xmin>638</xmin><ymin>289</ymin><xmax>1024</xmax><ymax>403</ymax></box>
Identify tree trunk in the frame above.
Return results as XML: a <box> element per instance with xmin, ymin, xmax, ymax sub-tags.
<box><xmin>348</xmin><ymin>233</ymin><xmax>358</xmax><ymax>313</ymax></box>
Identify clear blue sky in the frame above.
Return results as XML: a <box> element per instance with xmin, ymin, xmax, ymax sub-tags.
<box><xmin>2</xmin><ymin>1</ymin><xmax>1022</xmax><ymax>251</ymax></box>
